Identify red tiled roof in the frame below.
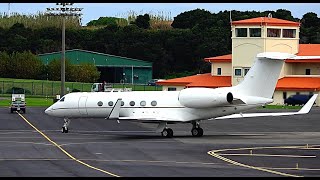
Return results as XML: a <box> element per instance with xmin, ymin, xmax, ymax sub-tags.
<box><xmin>204</xmin><ymin>44</ymin><xmax>320</xmax><ymax>63</ymax></box>
<box><xmin>158</xmin><ymin>74</ymin><xmax>320</xmax><ymax>91</ymax></box>
<box><xmin>286</xmin><ymin>44</ymin><xmax>320</xmax><ymax>63</ymax></box>
<box><xmin>276</xmin><ymin>77</ymin><xmax>320</xmax><ymax>91</ymax></box>
<box><xmin>204</xmin><ymin>54</ymin><xmax>232</xmax><ymax>63</ymax></box>
<box><xmin>231</xmin><ymin>17</ymin><xmax>300</xmax><ymax>27</ymax></box>
<box><xmin>296</xmin><ymin>44</ymin><xmax>320</xmax><ymax>56</ymax></box>
<box><xmin>156</xmin><ymin>73</ymin><xmax>231</xmax><ymax>88</ymax></box>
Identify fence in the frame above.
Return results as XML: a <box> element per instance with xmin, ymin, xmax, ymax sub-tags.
<box><xmin>0</xmin><ymin>81</ymin><xmax>162</xmax><ymax>96</ymax></box>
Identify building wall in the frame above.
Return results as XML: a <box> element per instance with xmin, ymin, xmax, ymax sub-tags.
<box><xmin>124</xmin><ymin>67</ymin><xmax>152</xmax><ymax>84</ymax></box>
<box><xmin>291</xmin><ymin>63</ymin><xmax>320</xmax><ymax>75</ymax></box>
<box><xmin>38</xmin><ymin>49</ymin><xmax>153</xmax><ymax>84</ymax></box>
<box><xmin>231</xmin><ymin>25</ymin><xmax>299</xmax><ymax>86</ymax></box>
<box><xmin>211</xmin><ymin>63</ymin><xmax>232</xmax><ymax>76</ymax></box>
<box><xmin>272</xmin><ymin>90</ymin><xmax>320</xmax><ymax>106</ymax></box>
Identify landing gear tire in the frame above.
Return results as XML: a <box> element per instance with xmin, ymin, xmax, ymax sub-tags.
<box><xmin>161</xmin><ymin>128</ymin><xmax>173</xmax><ymax>138</ymax></box>
<box><xmin>191</xmin><ymin>128</ymin><xmax>203</xmax><ymax>137</ymax></box>
<box><xmin>62</xmin><ymin>118</ymin><xmax>70</xmax><ymax>133</ymax></box>
<box><xmin>62</xmin><ymin>126</ymin><xmax>68</xmax><ymax>133</ymax></box>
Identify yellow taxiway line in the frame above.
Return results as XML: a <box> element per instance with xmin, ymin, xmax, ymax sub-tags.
<box><xmin>17</xmin><ymin>112</ymin><xmax>120</xmax><ymax>177</ymax></box>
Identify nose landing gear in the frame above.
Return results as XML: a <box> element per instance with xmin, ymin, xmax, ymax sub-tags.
<box><xmin>62</xmin><ymin>118</ymin><xmax>70</xmax><ymax>133</ymax></box>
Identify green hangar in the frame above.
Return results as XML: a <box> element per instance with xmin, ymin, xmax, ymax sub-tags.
<box><xmin>38</xmin><ymin>49</ymin><xmax>153</xmax><ymax>84</ymax></box>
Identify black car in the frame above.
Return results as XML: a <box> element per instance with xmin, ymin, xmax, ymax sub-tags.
<box><xmin>147</xmin><ymin>79</ymin><xmax>159</xmax><ymax>86</ymax></box>
<box><xmin>284</xmin><ymin>94</ymin><xmax>312</xmax><ymax>106</ymax></box>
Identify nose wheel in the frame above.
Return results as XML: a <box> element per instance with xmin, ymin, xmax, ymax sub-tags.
<box><xmin>62</xmin><ymin>126</ymin><xmax>68</xmax><ymax>133</ymax></box>
<box><xmin>62</xmin><ymin>118</ymin><xmax>70</xmax><ymax>133</ymax></box>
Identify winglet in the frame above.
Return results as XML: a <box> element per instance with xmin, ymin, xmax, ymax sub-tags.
<box><xmin>296</xmin><ymin>94</ymin><xmax>318</xmax><ymax>114</ymax></box>
<box><xmin>106</xmin><ymin>98</ymin><xmax>122</xmax><ymax>119</ymax></box>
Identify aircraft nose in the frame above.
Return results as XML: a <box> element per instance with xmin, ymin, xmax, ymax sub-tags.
<box><xmin>45</xmin><ymin>106</ymin><xmax>52</xmax><ymax>115</ymax></box>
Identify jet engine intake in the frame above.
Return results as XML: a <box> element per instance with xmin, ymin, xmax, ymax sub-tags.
<box><xmin>178</xmin><ymin>88</ymin><xmax>233</xmax><ymax>108</ymax></box>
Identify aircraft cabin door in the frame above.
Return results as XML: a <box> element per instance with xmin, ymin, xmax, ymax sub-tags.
<box><xmin>78</xmin><ymin>96</ymin><xmax>88</xmax><ymax>115</ymax></box>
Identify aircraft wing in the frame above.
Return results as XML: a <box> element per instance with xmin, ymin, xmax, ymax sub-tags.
<box><xmin>215</xmin><ymin>94</ymin><xmax>318</xmax><ymax>120</ymax></box>
<box><xmin>118</xmin><ymin>116</ymin><xmax>177</xmax><ymax>122</ymax></box>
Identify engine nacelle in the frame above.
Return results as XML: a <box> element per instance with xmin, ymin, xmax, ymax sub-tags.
<box><xmin>178</xmin><ymin>88</ymin><xmax>233</xmax><ymax>108</ymax></box>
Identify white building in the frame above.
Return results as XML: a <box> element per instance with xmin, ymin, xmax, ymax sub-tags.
<box><xmin>157</xmin><ymin>16</ymin><xmax>320</xmax><ymax>106</ymax></box>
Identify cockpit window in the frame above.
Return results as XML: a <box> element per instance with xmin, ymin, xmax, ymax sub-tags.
<box><xmin>59</xmin><ymin>97</ymin><xmax>65</xmax><ymax>102</ymax></box>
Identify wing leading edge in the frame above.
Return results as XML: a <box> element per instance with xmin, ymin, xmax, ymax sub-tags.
<box><xmin>215</xmin><ymin>94</ymin><xmax>318</xmax><ymax>120</ymax></box>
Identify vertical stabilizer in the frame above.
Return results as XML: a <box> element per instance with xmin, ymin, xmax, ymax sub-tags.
<box><xmin>234</xmin><ymin>52</ymin><xmax>295</xmax><ymax>99</ymax></box>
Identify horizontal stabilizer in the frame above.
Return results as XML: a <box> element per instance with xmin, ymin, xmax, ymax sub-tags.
<box><xmin>215</xmin><ymin>94</ymin><xmax>318</xmax><ymax>120</ymax></box>
<box><xmin>106</xmin><ymin>98</ymin><xmax>122</xmax><ymax>119</ymax></box>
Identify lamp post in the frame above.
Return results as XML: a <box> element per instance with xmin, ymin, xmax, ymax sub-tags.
<box><xmin>45</xmin><ymin>3</ymin><xmax>83</xmax><ymax>97</ymax></box>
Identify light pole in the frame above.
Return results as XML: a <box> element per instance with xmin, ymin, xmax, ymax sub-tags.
<box><xmin>45</xmin><ymin>3</ymin><xmax>83</xmax><ymax>97</ymax></box>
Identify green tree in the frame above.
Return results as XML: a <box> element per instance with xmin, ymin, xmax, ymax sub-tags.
<box><xmin>9</xmin><ymin>51</ymin><xmax>44</xmax><ymax>79</ymax></box>
<box><xmin>87</xmin><ymin>17</ymin><xmax>127</xmax><ymax>27</ymax></box>
<box><xmin>133</xmin><ymin>14</ymin><xmax>151</xmax><ymax>29</ymax></box>
<box><xmin>171</xmin><ymin>9</ymin><xmax>213</xmax><ymax>29</ymax></box>
<box><xmin>47</xmin><ymin>59</ymin><xmax>73</xmax><ymax>81</ymax></box>
<box><xmin>0</xmin><ymin>51</ymin><xmax>10</xmax><ymax>78</ymax></box>
<box><xmin>71</xmin><ymin>63</ymin><xmax>100</xmax><ymax>83</ymax></box>
<box><xmin>300</xmin><ymin>12</ymin><xmax>320</xmax><ymax>43</ymax></box>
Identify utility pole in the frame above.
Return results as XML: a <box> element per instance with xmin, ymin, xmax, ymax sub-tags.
<box><xmin>8</xmin><ymin>3</ymin><xmax>11</xmax><ymax>17</ymax></box>
<box><xmin>45</xmin><ymin>3</ymin><xmax>83</xmax><ymax>98</ymax></box>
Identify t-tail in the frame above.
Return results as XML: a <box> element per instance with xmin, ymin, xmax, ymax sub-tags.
<box><xmin>234</xmin><ymin>52</ymin><xmax>296</xmax><ymax>99</ymax></box>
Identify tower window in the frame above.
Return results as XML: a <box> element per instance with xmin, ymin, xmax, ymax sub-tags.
<box><xmin>235</xmin><ymin>28</ymin><xmax>247</xmax><ymax>37</ymax></box>
<box><xmin>283</xmin><ymin>29</ymin><xmax>296</xmax><ymax>38</ymax></box>
<box><xmin>249</xmin><ymin>28</ymin><xmax>261</xmax><ymax>37</ymax></box>
<box><xmin>267</xmin><ymin>28</ymin><xmax>281</xmax><ymax>37</ymax></box>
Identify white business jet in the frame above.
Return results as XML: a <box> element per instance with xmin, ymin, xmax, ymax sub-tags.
<box><xmin>45</xmin><ymin>52</ymin><xmax>318</xmax><ymax>138</ymax></box>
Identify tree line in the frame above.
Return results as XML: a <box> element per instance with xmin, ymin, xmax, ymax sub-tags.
<box><xmin>0</xmin><ymin>51</ymin><xmax>100</xmax><ymax>82</ymax></box>
<box><xmin>0</xmin><ymin>9</ymin><xmax>319</xmax><ymax>80</ymax></box>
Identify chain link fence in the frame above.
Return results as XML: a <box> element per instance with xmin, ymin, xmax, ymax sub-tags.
<box><xmin>0</xmin><ymin>81</ymin><xmax>162</xmax><ymax>96</ymax></box>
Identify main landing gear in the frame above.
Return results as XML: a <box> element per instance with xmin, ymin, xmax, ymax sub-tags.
<box><xmin>62</xmin><ymin>118</ymin><xmax>70</xmax><ymax>133</ymax></box>
<box><xmin>158</xmin><ymin>120</ymin><xmax>204</xmax><ymax>138</ymax></box>
<box><xmin>191</xmin><ymin>121</ymin><xmax>203</xmax><ymax>137</ymax></box>
<box><xmin>161</xmin><ymin>128</ymin><xmax>174</xmax><ymax>138</ymax></box>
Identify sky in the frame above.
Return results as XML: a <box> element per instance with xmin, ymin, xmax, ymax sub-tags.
<box><xmin>0</xmin><ymin>3</ymin><xmax>319</xmax><ymax>26</ymax></box>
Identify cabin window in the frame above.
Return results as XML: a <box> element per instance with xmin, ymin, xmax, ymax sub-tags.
<box><xmin>217</xmin><ymin>68</ymin><xmax>222</xmax><ymax>75</ymax></box>
<box><xmin>140</xmin><ymin>101</ymin><xmax>146</xmax><ymax>106</ymax></box>
<box><xmin>267</xmin><ymin>28</ymin><xmax>281</xmax><ymax>37</ymax></box>
<box><xmin>296</xmin><ymin>92</ymin><xmax>300</xmax><ymax>95</ymax></box>
<box><xmin>108</xmin><ymin>101</ymin><xmax>113</xmax><ymax>106</ymax></box>
<box><xmin>306</xmin><ymin>69</ymin><xmax>311</xmax><ymax>75</ymax></box>
<box><xmin>282</xmin><ymin>29</ymin><xmax>296</xmax><ymax>38</ymax></box>
<box><xmin>283</xmin><ymin>92</ymin><xmax>287</xmax><ymax>99</ymax></box>
<box><xmin>129</xmin><ymin>101</ymin><xmax>135</xmax><ymax>106</ymax></box>
<box><xmin>249</xmin><ymin>28</ymin><xmax>261</xmax><ymax>37</ymax></box>
<box><xmin>244</xmin><ymin>68</ymin><xmax>250</xmax><ymax>76</ymax></box>
<box><xmin>151</xmin><ymin>100</ymin><xmax>157</xmax><ymax>106</ymax></box>
<box><xmin>97</xmin><ymin>101</ymin><xmax>103</xmax><ymax>107</ymax></box>
<box><xmin>235</xmin><ymin>28</ymin><xmax>247</xmax><ymax>37</ymax></box>
<box><xmin>168</xmin><ymin>87</ymin><xmax>177</xmax><ymax>91</ymax></box>
<box><xmin>234</xmin><ymin>68</ymin><xmax>242</xmax><ymax>76</ymax></box>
